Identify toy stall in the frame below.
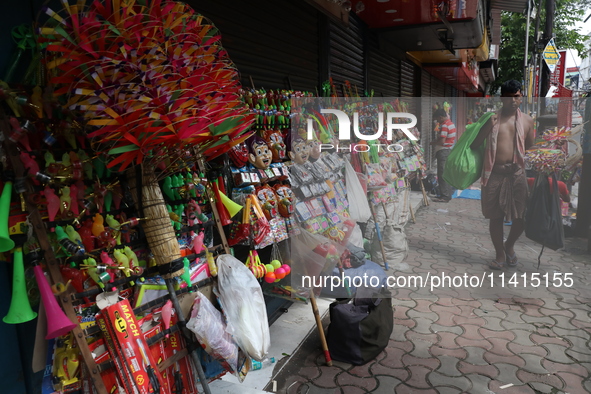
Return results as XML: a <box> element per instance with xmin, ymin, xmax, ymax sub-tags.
<box><xmin>0</xmin><ymin>1</ymin><xmax>430</xmax><ymax>392</ymax></box>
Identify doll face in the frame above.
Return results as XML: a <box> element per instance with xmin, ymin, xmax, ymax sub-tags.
<box><xmin>289</xmin><ymin>139</ymin><xmax>309</xmax><ymax>165</ymax></box>
<box><xmin>248</xmin><ymin>141</ymin><xmax>272</xmax><ymax>169</ymax></box>
<box><xmin>256</xmin><ymin>186</ymin><xmax>279</xmax><ymax>219</ymax></box>
<box><xmin>267</xmin><ymin>132</ymin><xmax>286</xmax><ymax>162</ymax></box>
<box><xmin>307</xmin><ymin>139</ymin><xmax>321</xmax><ymax>160</ymax></box>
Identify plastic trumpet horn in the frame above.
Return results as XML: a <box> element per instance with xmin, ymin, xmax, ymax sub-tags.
<box><xmin>33</xmin><ymin>263</ymin><xmax>77</xmax><ymax>339</ymax></box>
<box><xmin>0</xmin><ymin>181</ymin><xmax>16</xmax><ymax>253</ymax></box>
<box><xmin>211</xmin><ymin>182</ymin><xmax>232</xmax><ymax>226</ymax></box>
<box><xmin>219</xmin><ymin>191</ymin><xmax>243</xmax><ymax>218</ymax></box>
<box><xmin>3</xmin><ymin>247</ymin><xmax>37</xmax><ymax>324</ymax></box>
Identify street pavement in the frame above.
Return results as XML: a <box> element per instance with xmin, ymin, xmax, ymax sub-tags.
<box><xmin>270</xmin><ymin>198</ymin><xmax>591</xmax><ymax>393</ymax></box>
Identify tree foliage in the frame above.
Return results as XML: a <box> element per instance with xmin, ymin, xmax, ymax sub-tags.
<box><xmin>492</xmin><ymin>0</ymin><xmax>589</xmax><ymax>93</ymax></box>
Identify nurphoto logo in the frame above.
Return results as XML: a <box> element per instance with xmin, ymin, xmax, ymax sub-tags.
<box><xmin>307</xmin><ymin>109</ymin><xmax>418</xmax><ymax>153</ymax></box>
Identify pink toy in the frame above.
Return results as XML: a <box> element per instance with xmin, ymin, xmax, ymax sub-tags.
<box><xmin>69</xmin><ymin>151</ymin><xmax>83</xmax><ymax>180</ymax></box>
<box><xmin>281</xmin><ymin>264</ymin><xmax>291</xmax><ymax>275</ymax></box>
<box><xmin>20</xmin><ymin>151</ymin><xmax>40</xmax><ymax>180</ymax></box>
<box><xmin>100</xmin><ymin>251</ymin><xmax>117</xmax><ymax>283</ymax></box>
<box><xmin>191</xmin><ymin>231</ymin><xmax>205</xmax><ymax>255</ymax></box>
<box><xmin>161</xmin><ymin>300</ymin><xmax>173</xmax><ymax>337</ymax></box>
<box><xmin>9</xmin><ymin>117</ymin><xmax>32</xmax><ymax>151</ymax></box>
<box><xmin>69</xmin><ymin>183</ymin><xmax>80</xmax><ymax>216</ymax></box>
<box><xmin>43</xmin><ymin>186</ymin><xmax>60</xmax><ymax>221</ymax></box>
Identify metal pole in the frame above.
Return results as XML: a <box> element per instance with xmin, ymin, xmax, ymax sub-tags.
<box><xmin>164</xmin><ymin>278</ymin><xmax>212</xmax><ymax>394</ymax></box>
<box><xmin>540</xmin><ymin>0</ymin><xmax>555</xmax><ymax>105</ymax></box>
<box><xmin>523</xmin><ymin>0</ymin><xmax>532</xmax><ymax>104</ymax></box>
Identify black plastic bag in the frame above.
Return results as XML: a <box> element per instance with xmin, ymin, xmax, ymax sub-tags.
<box><xmin>525</xmin><ymin>173</ymin><xmax>564</xmax><ymax>265</ymax></box>
<box><xmin>326</xmin><ymin>288</ymin><xmax>393</xmax><ymax>365</ymax></box>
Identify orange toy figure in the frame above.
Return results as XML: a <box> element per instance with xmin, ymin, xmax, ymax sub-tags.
<box><xmin>91</xmin><ymin>213</ymin><xmax>105</xmax><ymax>237</ymax></box>
<box><xmin>274</xmin><ymin>184</ymin><xmax>295</xmax><ymax>217</ymax></box>
<box><xmin>264</xmin><ymin>130</ymin><xmax>287</xmax><ymax>162</ymax></box>
<box><xmin>43</xmin><ymin>186</ymin><xmax>60</xmax><ymax>221</ymax></box>
<box><xmin>256</xmin><ymin>185</ymin><xmax>280</xmax><ymax>220</ymax></box>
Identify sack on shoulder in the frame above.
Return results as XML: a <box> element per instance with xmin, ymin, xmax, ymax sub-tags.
<box><xmin>525</xmin><ymin>173</ymin><xmax>564</xmax><ymax>251</ymax></box>
<box><xmin>326</xmin><ymin>288</ymin><xmax>393</xmax><ymax>365</ymax></box>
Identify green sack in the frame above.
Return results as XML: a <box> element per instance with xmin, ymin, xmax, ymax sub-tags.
<box><xmin>442</xmin><ymin>112</ymin><xmax>494</xmax><ymax>190</ymax></box>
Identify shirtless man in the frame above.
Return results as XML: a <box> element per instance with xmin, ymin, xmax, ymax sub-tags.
<box><xmin>470</xmin><ymin>80</ymin><xmax>535</xmax><ymax>269</ymax></box>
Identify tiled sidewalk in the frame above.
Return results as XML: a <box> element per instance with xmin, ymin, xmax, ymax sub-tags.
<box><xmin>271</xmin><ymin>198</ymin><xmax>591</xmax><ymax>394</ymax></box>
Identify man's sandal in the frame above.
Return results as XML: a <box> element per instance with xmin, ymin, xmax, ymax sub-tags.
<box><xmin>489</xmin><ymin>260</ymin><xmax>504</xmax><ymax>270</ymax></box>
<box><xmin>505</xmin><ymin>252</ymin><xmax>518</xmax><ymax>267</ymax></box>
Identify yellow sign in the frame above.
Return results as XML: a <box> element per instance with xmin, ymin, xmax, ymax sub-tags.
<box><xmin>543</xmin><ymin>38</ymin><xmax>560</xmax><ymax>73</ymax></box>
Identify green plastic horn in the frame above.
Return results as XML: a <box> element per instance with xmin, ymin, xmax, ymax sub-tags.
<box><xmin>0</xmin><ymin>181</ymin><xmax>15</xmax><ymax>253</ymax></box>
<box><xmin>3</xmin><ymin>247</ymin><xmax>37</xmax><ymax>324</ymax></box>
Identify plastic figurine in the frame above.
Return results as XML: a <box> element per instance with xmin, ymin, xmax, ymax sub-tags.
<box><xmin>43</xmin><ymin>186</ymin><xmax>60</xmax><ymax>221</ymax></box>
<box><xmin>20</xmin><ymin>151</ymin><xmax>40</xmax><ymax>179</ymax></box>
<box><xmin>65</xmin><ymin>225</ymin><xmax>84</xmax><ymax>252</ymax></box>
<box><xmin>83</xmin><ymin>257</ymin><xmax>104</xmax><ymax>288</ymax></box>
<box><xmin>123</xmin><ymin>246</ymin><xmax>139</xmax><ymax>269</ymax></box>
<box><xmin>256</xmin><ymin>185</ymin><xmax>279</xmax><ymax>220</ymax></box>
<box><xmin>161</xmin><ymin>300</ymin><xmax>173</xmax><ymax>336</ymax></box>
<box><xmin>31</xmin><ymin>86</ymin><xmax>43</xmax><ymax>118</ymax></box>
<box><xmin>247</xmin><ymin>135</ymin><xmax>272</xmax><ymax>169</ymax></box>
<box><xmin>60</xmin><ymin>186</ymin><xmax>72</xmax><ymax>217</ymax></box>
<box><xmin>228</xmin><ymin>141</ymin><xmax>249</xmax><ymax>168</ymax></box>
<box><xmin>79</xmin><ymin>219</ymin><xmax>95</xmax><ymax>252</ymax></box>
<box><xmin>191</xmin><ymin>231</ymin><xmax>205</xmax><ymax>255</ymax></box>
<box><xmin>105</xmin><ymin>214</ymin><xmax>121</xmax><ymax>245</ymax></box>
<box><xmin>8</xmin><ymin>117</ymin><xmax>32</xmax><ymax>151</ymax></box>
<box><xmin>180</xmin><ymin>258</ymin><xmax>192</xmax><ymax>289</ymax></box>
<box><xmin>69</xmin><ymin>151</ymin><xmax>83</xmax><ymax>180</ymax></box>
<box><xmin>55</xmin><ymin>225</ymin><xmax>84</xmax><ymax>256</ymax></box>
<box><xmin>77</xmin><ymin>150</ymin><xmax>93</xmax><ymax>179</ymax></box>
<box><xmin>91</xmin><ymin>213</ymin><xmax>105</xmax><ymax>237</ymax></box>
<box><xmin>265</xmin><ymin>130</ymin><xmax>287</xmax><ymax>162</ymax></box>
<box><xmin>100</xmin><ymin>251</ymin><xmax>117</xmax><ymax>283</ymax></box>
<box><xmin>113</xmin><ymin>249</ymin><xmax>132</xmax><ymax>284</ymax></box>
<box><xmin>111</xmin><ymin>184</ymin><xmax>123</xmax><ymax>210</ymax></box>
<box><xmin>162</xmin><ymin>177</ymin><xmax>175</xmax><ymax>201</ymax></box>
<box><xmin>93</xmin><ymin>181</ymin><xmax>107</xmax><ymax>213</ymax></box>
<box><xmin>274</xmin><ymin>184</ymin><xmax>295</xmax><ymax>217</ymax></box>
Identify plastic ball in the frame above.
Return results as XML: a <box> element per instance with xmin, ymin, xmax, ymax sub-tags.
<box><xmin>264</xmin><ymin>272</ymin><xmax>276</xmax><ymax>283</ymax></box>
<box><xmin>274</xmin><ymin>267</ymin><xmax>286</xmax><ymax>280</ymax></box>
<box><xmin>270</xmin><ymin>260</ymin><xmax>282</xmax><ymax>270</ymax></box>
<box><xmin>265</xmin><ymin>264</ymin><xmax>275</xmax><ymax>273</ymax></box>
<box><xmin>281</xmin><ymin>264</ymin><xmax>291</xmax><ymax>275</ymax></box>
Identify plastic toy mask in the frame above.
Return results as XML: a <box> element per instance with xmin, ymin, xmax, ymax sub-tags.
<box><xmin>274</xmin><ymin>184</ymin><xmax>294</xmax><ymax>217</ymax></box>
<box><xmin>266</xmin><ymin>131</ymin><xmax>287</xmax><ymax>162</ymax></box>
<box><xmin>248</xmin><ymin>137</ymin><xmax>272</xmax><ymax>169</ymax></box>
<box><xmin>256</xmin><ymin>185</ymin><xmax>279</xmax><ymax>220</ymax></box>
<box><xmin>288</xmin><ymin>136</ymin><xmax>309</xmax><ymax>165</ymax></box>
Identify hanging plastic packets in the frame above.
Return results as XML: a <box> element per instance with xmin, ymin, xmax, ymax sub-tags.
<box><xmin>215</xmin><ymin>254</ymin><xmax>271</xmax><ymax>362</ymax></box>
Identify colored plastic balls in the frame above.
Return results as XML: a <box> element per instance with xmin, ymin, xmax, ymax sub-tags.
<box><xmin>264</xmin><ymin>272</ymin><xmax>276</xmax><ymax>283</ymax></box>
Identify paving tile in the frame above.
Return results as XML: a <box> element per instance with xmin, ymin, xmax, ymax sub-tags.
<box><xmin>520</xmin><ymin>314</ymin><xmax>555</xmax><ymax>325</ymax></box>
<box><xmin>462</xmin><ymin>346</ymin><xmax>488</xmax><ymax>365</ymax></box>
<box><xmin>457</xmin><ymin>324</ymin><xmax>485</xmax><ymax>340</ymax></box>
<box><xmin>541</xmin><ymin>359</ymin><xmax>590</xmax><ymax>377</ymax></box>
<box><xmin>488</xmin><ymin>380</ymin><xmax>536</xmax><ymax>394</ymax></box>
<box><xmin>519</xmin><ymin>354</ymin><xmax>550</xmax><ymax>374</ymax></box>
<box><xmin>302</xmin><ymin>386</ymin><xmax>342</xmax><ymax>394</ymax></box>
<box><xmin>493</xmin><ymin>363</ymin><xmax>523</xmax><ymax>386</ymax></box>
<box><xmin>430</xmin><ymin>323</ymin><xmax>462</xmax><ymax>335</ymax></box>
<box><xmin>571</xmin><ymin>319</ymin><xmax>591</xmax><ymax>330</ymax></box>
<box><xmin>537</xmin><ymin>343</ymin><xmax>571</xmax><ymax>364</ymax></box>
<box><xmin>411</xmin><ymin>317</ymin><xmax>436</xmax><ymax>334</ymax></box>
<box><xmin>432</xmin><ymin>387</ymin><xmax>462</xmax><ymax>394</ymax></box>
<box><xmin>300</xmin><ymin>366</ymin><xmax>322</xmax><ymax>380</ymax></box>
<box><xmin>565</xmin><ymin>348</ymin><xmax>591</xmax><ymax>363</ymax></box>
<box><xmin>394</xmin><ymin>384</ymin><xmax>437</xmax><ymax>394</ymax></box>
<box><xmin>285</xmin><ymin>376</ymin><xmax>309</xmax><ymax>394</ymax></box>
<box><xmin>552</xmin><ymin>326</ymin><xmax>590</xmax><ymax>342</ymax></box>
<box><xmin>538</xmin><ymin>306</ymin><xmax>575</xmax><ymax>318</ymax></box>
<box><xmin>479</xmin><ymin>327</ymin><xmax>516</xmax><ymax>341</ymax></box>
<box><xmin>455</xmin><ymin>336</ymin><xmax>492</xmax><ymax>350</ymax></box>
<box><xmin>338</xmin><ymin>386</ymin><xmax>367</xmax><ymax>394</ymax></box>
<box><xmin>393</xmin><ymin>306</ymin><xmax>411</xmax><ymax>320</ymax></box>
<box><xmin>512</xmin><ymin>330</ymin><xmax>536</xmax><ymax>346</ymax></box>
<box><xmin>558</xmin><ymin>372</ymin><xmax>588</xmax><ymax>394</ymax></box>
<box><xmin>387</xmin><ymin>340</ymin><xmax>413</xmax><ymax>353</ymax></box>
<box><xmin>457</xmin><ymin>361</ymin><xmax>499</xmax><ymax>379</ymax></box>
<box><xmin>486</xmin><ymin>337</ymin><xmax>514</xmax><ymax>356</ymax></box>
<box><xmin>311</xmin><ymin>366</ymin><xmax>342</xmax><ymax>388</ymax></box>
<box><xmin>370</xmin><ymin>376</ymin><xmax>401</xmax><ymax>394</ymax></box>
<box><xmin>403</xmin><ymin>365</ymin><xmax>433</xmax><ymax>389</ymax></box>
<box><xmin>430</xmin><ymin>346</ymin><xmax>466</xmax><ymax>359</ymax></box>
<box><xmin>335</xmin><ymin>373</ymin><xmax>377</xmax><ymax>392</ymax></box>
<box><xmin>379</xmin><ymin>348</ymin><xmax>407</xmax><ymax>369</ymax></box>
<box><xmin>401</xmin><ymin>354</ymin><xmax>440</xmax><ymax>370</ymax></box>
<box><xmin>464</xmin><ymin>373</ymin><xmax>491</xmax><ymax>393</ymax></box>
<box><xmin>552</xmin><ymin>314</ymin><xmax>579</xmax><ymax>330</ymax></box>
<box><xmin>528</xmin><ymin>382</ymin><xmax>556</xmax><ymax>393</ymax></box>
<box><xmin>483</xmin><ymin>351</ymin><xmax>526</xmax><ymax>368</ymax></box>
<box><xmin>433</xmin><ymin>356</ymin><xmax>462</xmax><ymax>377</ymax></box>
<box><xmin>427</xmin><ymin>371</ymin><xmax>471</xmax><ymax>392</ymax></box>
<box><xmin>506</xmin><ymin>342</ymin><xmax>548</xmax><ymax>357</ymax></box>
<box><xmin>482</xmin><ymin>316</ymin><xmax>507</xmax><ymax>331</ymax></box>
<box><xmin>530</xmin><ymin>333</ymin><xmax>570</xmax><ymax>347</ymax></box>
<box><xmin>391</xmin><ymin>325</ymin><xmax>410</xmax><ymax>342</ymax></box>
<box><xmin>394</xmin><ymin>318</ymin><xmax>416</xmax><ymax>329</ymax></box>
<box><xmin>370</xmin><ymin>364</ymin><xmax>409</xmax><ymax>382</ymax></box>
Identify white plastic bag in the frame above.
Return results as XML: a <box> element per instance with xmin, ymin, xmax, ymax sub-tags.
<box><xmin>186</xmin><ymin>292</ymin><xmax>239</xmax><ymax>375</ymax></box>
<box><xmin>215</xmin><ymin>254</ymin><xmax>270</xmax><ymax>361</ymax></box>
<box><xmin>345</xmin><ymin>159</ymin><xmax>371</xmax><ymax>222</ymax></box>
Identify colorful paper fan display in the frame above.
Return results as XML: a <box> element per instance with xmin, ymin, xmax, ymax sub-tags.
<box><xmin>40</xmin><ymin>0</ymin><xmax>254</xmax><ymax>171</ymax></box>
<box><xmin>525</xmin><ymin>127</ymin><xmax>570</xmax><ymax>173</ymax></box>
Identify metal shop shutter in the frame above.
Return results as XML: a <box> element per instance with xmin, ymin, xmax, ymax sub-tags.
<box><xmin>188</xmin><ymin>0</ymin><xmax>320</xmax><ymax>91</ymax></box>
<box><xmin>329</xmin><ymin>14</ymin><xmax>364</xmax><ymax>97</ymax></box>
<box><xmin>367</xmin><ymin>33</ymin><xmax>401</xmax><ymax>97</ymax></box>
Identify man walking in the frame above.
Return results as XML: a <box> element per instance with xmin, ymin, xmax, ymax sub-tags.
<box><xmin>431</xmin><ymin>108</ymin><xmax>456</xmax><ymax>202</ymax></box>
<box><xmin>470</xmin><ymin>80</ymin><xmax>535</xmax><ymax>269</ymax></box>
